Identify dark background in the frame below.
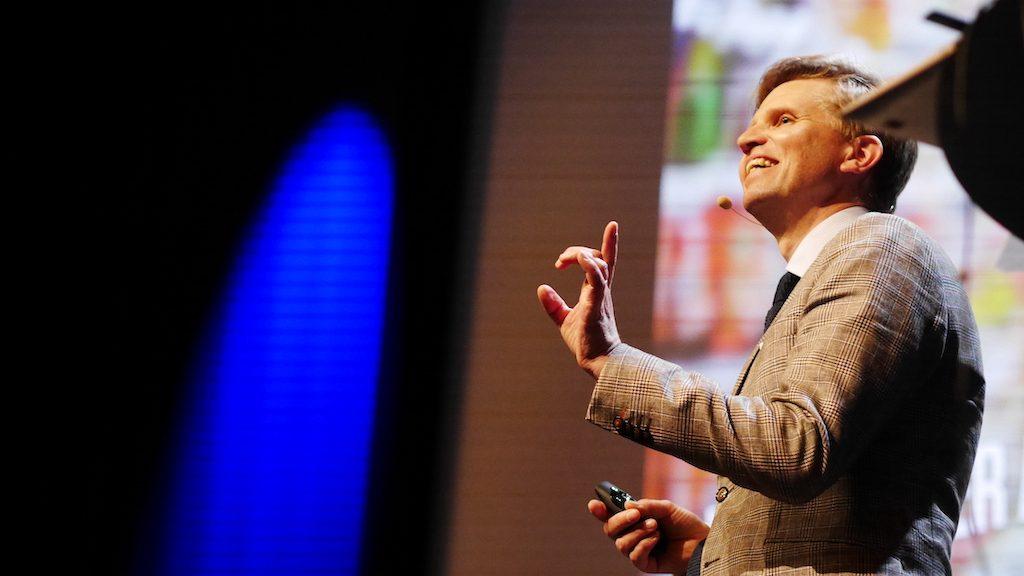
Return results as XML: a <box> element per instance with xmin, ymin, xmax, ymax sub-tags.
<box><xmin>62</xmin><ymin>2</ymin><xmax>497</xmax><ymax>573</ymax></box>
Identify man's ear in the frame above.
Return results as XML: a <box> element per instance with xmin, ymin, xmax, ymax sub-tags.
<box><xmin>840</xmin><ymin>135</ymin><xmax>883</xmax><ymax>175</ymax></box>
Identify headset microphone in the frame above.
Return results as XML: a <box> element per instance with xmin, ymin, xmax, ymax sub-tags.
<box><xmin>716</xmin><ymin>196</ymin><xmax>760</xmax><ymax>225</ymax></box>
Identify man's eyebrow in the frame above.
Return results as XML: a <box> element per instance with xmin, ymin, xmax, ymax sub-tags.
<box><xmin>748</xmin><ymin>106</ymin><xmax>796</xmax><ymax>127</ymax></box>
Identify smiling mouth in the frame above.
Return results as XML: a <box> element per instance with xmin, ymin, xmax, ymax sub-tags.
<box><xmin>745</xmin><ymin>157</ymin><xmax>778</xmax><ymax>174</ymax></box>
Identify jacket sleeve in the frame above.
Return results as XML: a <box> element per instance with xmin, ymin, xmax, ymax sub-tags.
<box><xmin>586</xmin><ymin>223</ymin><xmax>948</xmax><ymax>504</ymax></box>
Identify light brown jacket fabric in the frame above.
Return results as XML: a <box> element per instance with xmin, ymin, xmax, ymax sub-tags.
<box><xmin>587</xmin><ymin>213</ymin><xmax>984</xmax><ymax>575</ymax></box>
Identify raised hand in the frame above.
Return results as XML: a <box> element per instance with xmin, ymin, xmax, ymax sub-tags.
<box><xmin>537</xmin><ymin>221</ymin><xmax>621</xmax><ymax>379</ymax></box>
<box><xmin>588</xmin><ymin>498</ymin><xmax>709</xmax><ymax>574</ymax></box>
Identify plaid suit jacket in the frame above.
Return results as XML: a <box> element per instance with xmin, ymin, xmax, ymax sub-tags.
<box><xmin>587</xmin><ymin>213</ymin><xmax>984</xmax><ymax>575</ymax></box>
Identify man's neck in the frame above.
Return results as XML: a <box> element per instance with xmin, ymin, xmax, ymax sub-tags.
<box><xmin>775</xmin><ymin>202</ymin><xmax>864</xmax><ymax>261</ymax></box>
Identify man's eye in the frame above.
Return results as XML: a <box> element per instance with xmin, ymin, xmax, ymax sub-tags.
<box><xmin>778</xmin><ymin>115</ymin><xmax>793</xmax><ymax>125</ymax></box>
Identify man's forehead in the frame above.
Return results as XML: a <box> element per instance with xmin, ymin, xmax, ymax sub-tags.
<box><xmin>753</xmin><ymin>78</ymin><xmax>838</xmax><ymax>117</ymax></box>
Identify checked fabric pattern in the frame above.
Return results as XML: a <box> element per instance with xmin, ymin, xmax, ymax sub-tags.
<box><xmin>586</xmin><ymin>213</ymin><xmax>985</xmax><ymax>575</ymax></box>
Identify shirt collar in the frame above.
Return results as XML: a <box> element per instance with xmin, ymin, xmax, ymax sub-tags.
<box><xmin>785</xmin><ymin>206</ymin><xmax>869</xmax><ymax>276</ymax></box>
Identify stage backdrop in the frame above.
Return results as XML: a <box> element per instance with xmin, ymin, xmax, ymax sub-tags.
<box><xmin>649</xmin><ymin>1</ymin><xmax>1023</xmax><ymax>575</ymax></box>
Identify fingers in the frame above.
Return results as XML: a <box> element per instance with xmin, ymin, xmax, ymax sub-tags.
<box><xmin>602</xmin><ymin>507</ymin><xmax>642</xmax><ymax>538</ymax></box>
<box><xmin>537</xmin><ymin>285</ymin><xmax>570</xmax><ymax>326</ymax></box>
<box><xmin>553</xmin><ymin>221</ymin><xmax>619</xmax><ymax>286</ymax></box>
<box><xmin>633</xmin><ymin>498</ymin><xmax>709</xmax><ymax>541</ymax></box>
<box><xmin>601</xmin><ymin>221</ymin><xmax>618</xmax><ymax>286</ymax></box>
<box><xmin>576</xmin><ymin>251</ymin><xmax>609</xmax><ymax>288</ymax></box>
<box><xmin>629</xmin><ymin>531</ymin><xmax>661</xmax><ymax>568</ymax></box>
<box><xmin>590</xmin><ymin>499</ymin><xmax>660</xmax><ymax>569</ymax></box>
<box><xmin>555</xmin><ymin>246</ymin><xmax>603</xmax><ymax>270</ymax></box>
<box><xmin>631</xmin><ymin>498</ymin><xmax>673</xmax><ymax>519</ymax></box>
<box><xmin>614</xmin><ymin>517</ymin><xmax>659</xmax><ymax>557</ymax></box>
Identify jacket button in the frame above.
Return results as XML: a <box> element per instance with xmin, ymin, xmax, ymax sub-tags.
<box><xmin>715</xmin><ymin>486</ymin><xmax>729</xmax><ymax>502</ymax></box>
<box><xmin>613</xmin><ymin>410</ymin><xmax>633</xmax><ymax>433</ymax></box>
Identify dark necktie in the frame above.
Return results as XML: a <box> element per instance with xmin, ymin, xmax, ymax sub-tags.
<box><xmin>764</xmin><ymin>271</ymin><xmax>801</xmax><ymax>332</ymax></box>
<box><xmin>685</xmin><ymin>539</ymin><xmax>706</xmax><ymax>576</ymax></box>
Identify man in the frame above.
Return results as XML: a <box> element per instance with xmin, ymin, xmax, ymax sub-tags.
<box><xmin>537</xmin><ymin>56</ymin><xmax>984</xmax><ymax>575</ymax></box>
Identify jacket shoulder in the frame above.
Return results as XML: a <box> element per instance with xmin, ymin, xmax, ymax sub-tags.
<box><xmin>813</xmin><ymin>212</ymin><xmax>953</xmax><ymax>280</ymax></box>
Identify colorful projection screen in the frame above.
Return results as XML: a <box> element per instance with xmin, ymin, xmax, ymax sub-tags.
<box><xmin>648</xmin><ymin>1</ymin><xmax>1023</xmax><ymax>573</ymax></box>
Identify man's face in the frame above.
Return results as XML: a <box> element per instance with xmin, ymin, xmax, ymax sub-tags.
<box><xmin>736</xmin><ymin>78</ymin><xmax>853</xmax><ymax>220</ymax></box>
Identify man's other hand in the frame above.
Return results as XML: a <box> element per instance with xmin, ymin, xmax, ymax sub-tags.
<box><xmin>588</xmin><ymin>498</ymin><xmax>710</xmax><ymax>574</ymax></box>
<box><xmin>537</xmin><ymin>221</ymin><xmax>622</xmax><ymax>379</ymax></box>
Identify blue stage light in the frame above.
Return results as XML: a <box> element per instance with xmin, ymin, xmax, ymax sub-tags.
<box><xmin>155</xmin><ymin>107</ymin><xmax>392</xmax><ymax>575</ymax></box>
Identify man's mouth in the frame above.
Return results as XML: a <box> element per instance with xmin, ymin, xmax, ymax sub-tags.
<box><xmin>745</xmin><ymin>157</ymin><xmax>778</xmax><ymax>175</ymax></box>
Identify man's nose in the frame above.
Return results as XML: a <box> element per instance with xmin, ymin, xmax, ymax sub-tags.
<box><xmin>737</xmin><ymin>126</ymin><xmax>766</xmax><ymax>155</ymax></box>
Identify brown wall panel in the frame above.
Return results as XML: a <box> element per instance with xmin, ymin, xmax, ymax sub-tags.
<box><xmin>446</xmin><ymin>1</ymin><xmax>672</xmax><ymax>574</ymax></box>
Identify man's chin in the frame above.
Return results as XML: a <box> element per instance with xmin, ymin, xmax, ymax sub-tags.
<box><xmin>742</xmin><ymin>189</ymin><xmax>790</xmax><ymax>233</ymax></box>
<box><xmin>741</xmin><ymin>188</ymin><xmax>773</xmax><ymax>217</ymax></box>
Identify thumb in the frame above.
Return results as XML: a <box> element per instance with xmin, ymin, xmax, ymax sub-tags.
<box><xmin>633</xmin><ymin>499</ymin><xmax>707</xmax><ymax>540</ymax></box>
<box><xmin>537</xmin><ymin>284</ymin><xmax>570</xmax><ymax>326</ymax></box>
<box><xmin>631</xmin><ymin>499</ymin><xmax>673</xmax><ymax>520</ymax></box>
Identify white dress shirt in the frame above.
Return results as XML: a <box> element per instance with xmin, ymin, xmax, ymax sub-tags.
<box><xmin>785</xmin><ymin>206</ymin><xmax>869</xmax><ymax>276</ymax></box>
